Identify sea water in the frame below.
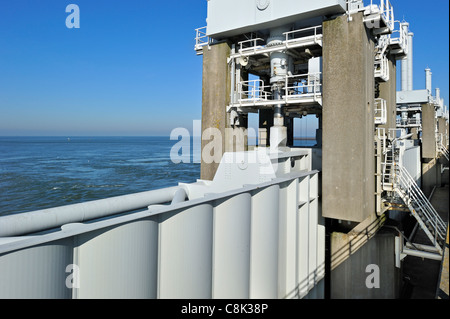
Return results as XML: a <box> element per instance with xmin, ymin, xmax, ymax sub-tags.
<box><xmin>0</xmin><ymin>136</ymin><xmax>199</xmax><ymax>216</ymax></box>
<box><xmin>0</xmin><ymin>136</ymin><xmax>316</xmax><ymax>216</ymax></box>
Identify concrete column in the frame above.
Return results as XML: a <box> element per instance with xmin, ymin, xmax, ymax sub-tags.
<box><xmin>411</xmin><ymin>127</ymin><xmax>419</xmax><ymax>140</ymax></box>
<box><xmin>438</xmin><ymin>118</ymin><xmax>448</xmax><ymax>145</ymax></box>
<box><xmin>422</xmin><ymin>159</ymin><xmax>438</xmax><ymax>197</ymax></box>
<box><xmin>201</xmin><ymin>42</ymin><xmax>231</xmax><ymax>180</ymax></box>
<box><xmin>421</xmin><ymin>103</ymin><xmax>437</xmax><ymax>159</ymax></box>
<box><xmin>378</xmin><ymin>55</ymin><xmax>397</xmax><ymax>131</ymax></box>
<box><xmin>322</xmin><ymin>12</ymin><xmax>375</xmax><ymax>223</ymax></box>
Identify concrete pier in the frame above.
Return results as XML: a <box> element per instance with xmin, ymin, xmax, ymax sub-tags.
<box><xmin>200</xmin><ymin>42</ymin><xmax>231</xmax><ymax>181</ymax></box>
<box><xmin>322</xmin><ymin>12</ymin><xmax>375</xmax><ymax>223</ymax></box>
<box><xmin>422</xmin><ymin>103</ymin><xmax>437</xmax><ymax>159</ymax></box>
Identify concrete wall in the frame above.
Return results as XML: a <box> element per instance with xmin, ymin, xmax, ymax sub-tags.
<box><xmin>438</xmin><ymin>117</ymin><xmax>448</xmax><ymax>146</ymax></box>
<box><xmin>322</xmin><ymin>12</ymin><xmax>375</xmax><ymax>222</ymax></box>
<box><xmin>378</xmin><ymin>55</ymin><xmax>397</xmax><ymax>131</ymax></box>
<box><xmin>422</xmin><ymin>158</ymin><xmax>439</xmax><ymax>197</ymax></box>
<box><xmin>421</xmin><ymin>103</ymin><xmax>437</xmax><ymax>159</ymax></box>
<box><xmin>330</xmin><ymin>229</ymin><xmax>401</xmax><ymax>299</ymax></box>
<box><xmin>201</xmin><ymin>42</ymin><xmax>231</xmax><ymax>180</ymax></box>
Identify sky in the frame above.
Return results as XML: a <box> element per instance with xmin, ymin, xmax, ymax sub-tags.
<box><xmin>0</xmin><ymin>0</ymin><xmax>448</xmax><ymax>136</ymax></box>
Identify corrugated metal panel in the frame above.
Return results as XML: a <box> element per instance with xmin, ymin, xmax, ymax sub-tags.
<box><xmin>249</xmin><ymin>185</ymin><xmax>279</xmax><ymax>299</ymax></box>
<box><xmin>158</xmin><ymin>204</ymin><xmax>213</xmax><ymax>299</ymax></box>
<box><xmin>297</xmin><ymin>180</ymin><xmax>310</xmax><ymax>297</ymax></box>
<box><xmin>0</xmin><ymin>238</ymin><xmax>73</xmax><ymax>299</ymax></box>
<box><xmin>212</xmin><ymin>193</ymin><xmax>252</xmax><ymax>298</ymax></box>
<box><xmin>75</xmin><ymin>218</ymin><xmax>158</xmax><ymax>299</ymax></box>
<box><xmin>278</xmin><ymin>179</ymin><xmax>298</xmax><ymax>298</ymax></box>
<box><xmin>0</xmin><ymin>170</ymin><xmax>323</xmax><ymax>299</ymax></box>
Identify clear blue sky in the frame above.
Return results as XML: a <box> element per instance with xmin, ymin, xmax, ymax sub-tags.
<box><xmin>0</xmin><ymin>0</ymin><xmax>448</xmax><ymax>136</ymax></box>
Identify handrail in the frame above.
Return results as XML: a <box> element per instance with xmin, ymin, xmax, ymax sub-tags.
<box><xmin>396</xmin><ymin>166</ymin><xmax>446</xmax><ymax>239</ymax></box>
<box><xmin>283</xmin><ymin>25</ymin><xmax>322</xmax><ymax>44</ymax></box>
<box><xmin>374</xmin><ymin>98</ymin><xmax>387</xmax><ymax>124</ymax></box>
<box><xmin>195</xmin><ymin>26</ymin><xmax>210</xmax><ymax>51</ymax></box>
<box><xmin>396</xmin><ymin>117</ymin><xmax>421</xmax><ymax>126</ymax></box>
<box><xmin>233</xmin><ymin>25</ymin><xmax>323</xmax><ymax>57</ymax></box>
<box><xmin>380</xmin><ymin>139</ymin><xmax>445</xmax><ymax>252</ymax></box>
<box><xmin>234</xmin><ymin>73</ymin><xmax>322</xmax><ymax>106</ymax></box>
<box><xmin>439</xmin><ymin>143</ymin><xmax>449</xmax><ymax>161</ymax></box>
<box><xmin>364</xmin><ymin>0</ymin><xmax>394</xmax><ymax>31</ymax></box>
<box><xmin>390</xmin><ymin>20</ymin><xmax>408</xmax><ymax>48</ymax></box>
<box><xmin>238</xmin><ymin>79</ymin><xmax>271</xmax><ymax>102</ymax></box>
<box><xmin>284</xmin><ymin>72</ymin><xmax>322</xmax><ymax>103</ymax></box>
<box><xmin>238</xmin><ymin>38</ymin><xmax>265</xmax><ymax>53</ymax></box>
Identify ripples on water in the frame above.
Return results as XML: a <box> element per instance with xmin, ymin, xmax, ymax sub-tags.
<box><xmin>0</xmin><ymin>136</ymin><xmax>200</xmax><ymax>216</ymax></box>
<box><xmin>0</xmin><ymin>136</ymin><xmax>316</xmax><ymax>216</ymax></box>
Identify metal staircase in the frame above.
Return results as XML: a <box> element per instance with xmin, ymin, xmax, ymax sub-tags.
<box><xmin>382</xmin><ymin>141</ymin><xmax>446</xmax><ymax>255</ymax></box>
<box><xmin>394</xmin><ymin>165</ymin><xmax>446</xmax><ymax>254</ymax></box>
<box><xmin>438</xmin><ymin>143</ymin><xmax>449</xmax><ymax>161</ymax></box>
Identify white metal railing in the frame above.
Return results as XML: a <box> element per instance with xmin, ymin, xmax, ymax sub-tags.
<box><xmin>396</xmin><ymin>117</ymin><xmax>421</xmax><ymax>127</ymax></box>
<box><xmin>195</xmin><ymin>26</ymin><xmax>210</xmax><ymax>52</ymax></box>
<box><xmin>381</xmin><ymin>141</ymin><xmax>445</xmax><ymax>254</ymax></box>
<box><xmin>374</xmin><ymin>55</ymin><xmax>389</xmax><ymax>81</ymax></box>
<box><xmin>283</xmin><ymin>25</ymin><xmax>323</xmax><ymax>46</ymax></box>
<box><xmin>363</xmin><ymin>0</ymin><xmax>394</xmax><ymax>32</ymax></box>
<box><xmin>284</xmin><ymin>72</ymin><xmax>322</xmax><ymax>102</ymax></box>
<box><xmin>396</xmin><ymin>166</ymin><xmax>446</xmax><ymax>247</ymax></box>
<box><xmin>440</xmin><ymin>144</ymin><xmax>449</xmax><ymax>161</ymax></box>
<box><xmin>234</xmin><ymin>73</ymin><xmax>322</xmax><ymax>107</ymax></box>
<box><xmin>374</xmin><ymin>98</ymin><xmax>387</xmax><ymax>125</ymax></box>
<box><xmin>238</xmin><ymin>79</ymin><xmax>271</xmax><ymax>102</ymax></box>
<box><xmin>389</xmin><ymin>20</ymin><xmax>408</xmax><ymax>52</ymax></box>
<box><xmin>376</xmin><ymin>34</ymin><xmax>390</xmax><ymax>57</ymax></box>
<box><xmin>381</xmin><ymin>143</ymin><xmax>395</xmax><ymax>189</ymax></box>
<box><xmin>235</xmin><ymin>25</ymin><xmax>322</xmax><ymax>57</ymax></box>
<box><xmin>381</xmin><ymin>0</ymin><xmax>394</xmax><ymax>30</ymax></box>
<box><xmin>346</xmin><ymin>0</ymin><xmax>364</xmax><ymax>14</ymax></box>
<box><xmin>238</xmin><ymin>38</ymin><xmax>265</xmax><ymax>54</ymax></box>
<box><xmin>376</xmin><ymin>127</ymin><xmax>387</xmax><ymax>154</ymax></box>
<box><xmin>437</xmin><ymin>133</ymin><xmax>449</xmax><ymax>160</ymax></box>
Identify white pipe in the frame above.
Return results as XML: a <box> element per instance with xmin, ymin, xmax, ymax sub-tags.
<box><xmin>407</xmin><ymin>32</ymin><xmax>414</xmax><ymax>91</ymax></box>
<box><xmin>171</xmin><ymin>188</ymin><xmax>187</xmax><ymax>204</ymax></box>
<box><xmin>405</xmin><ymin>242</ymin><xmax>440</xmax><ymax>253</ymax></box>
<box><xmin>0</xmin><ymin>186</ymin><xmax>182</xmax><ymax>237</ymax></box>
<box><xmin>268</xmin><ymin>25</ymin><xmax>290</xmax><ymax>151</ymax></box>
<box><xmin>230</xmin><ymin>44</ymin><xmax>236</xmax><ymax>105</ymax></box>
<box><xmin>425</xmin><ymin>68</ymin><xmax>432</xmax><ymax>94</ymax></box>
<box><xmin>403</xmin><ymin>247</ymin><xmax>442</xmax><ymax>260</ymax></box>
<box><xmin>401</xmin><ymin>58</ymin><xmax>408</xmax><ymax>91</ymax></box>
<box><xmin>400</xmin><ymin>23</ymin><xmax>409</xmax><ymax>91</ymax></box>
